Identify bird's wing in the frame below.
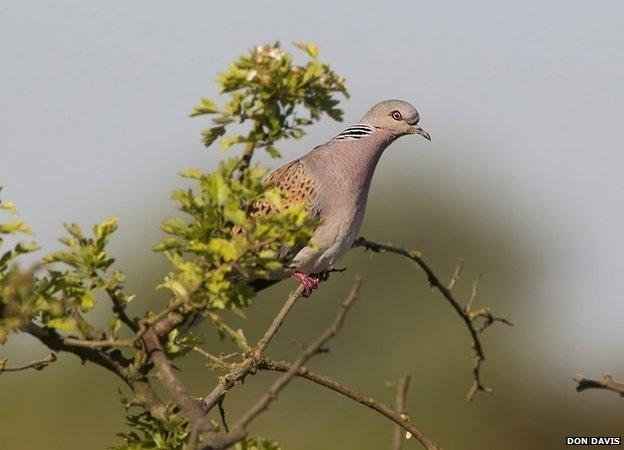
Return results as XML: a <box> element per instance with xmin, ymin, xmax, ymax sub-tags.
<box><xmin>233</xmin><ymin>157</ymin><xmax>320</xmax><ymax>267</ymax></box>
<box><xmin>255</xmin><ymin>157</ymin><xmax>321</xmax><ymax>217</ymax></box>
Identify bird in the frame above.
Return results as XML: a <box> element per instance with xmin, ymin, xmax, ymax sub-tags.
<box><xmin>248</xmin><ymin>99</ymin><xmax>430</xmax><ymax>294</ymax></box>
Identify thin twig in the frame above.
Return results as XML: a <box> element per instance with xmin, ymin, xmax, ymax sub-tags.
<box><xmin>201</xmin><ymin>277</ymin><xmax>376</xmax><ymax>450</ymax></box>
<box><xmin>193</xmin><ymin>347</ymin><xmax>232</xmax><ymax>369</ymax></box>
<box><xmin>389</xmin><ymin>374</ymin><xmax>412</xmax><ymax>450</ymax></box>
<box><xmin>353</xmin><ymin>237</ymin><xmax>513</xmax><ymax>400</ymax></box>
<box><xmin>465</xmin><ymin>273</ymin><xmax>481</xmax><ymax>312</ymax></box>
<box><xmin>200</xmin><ymin>284</ymin><xmax>306</xmax><ymax>413</ymax></box>
<box><xmin>574</xmin><ymin>373</ymin><xmax>624</xmax><ymax>397</ymax></box>
<box><xmin>106</xmin><ymin>287</ymin><xmax>139</xmax><ymax>332</ymax></box>
<box><xmin>238</xmin><ymin>277</ymin><xmax>362</xmax><ymax>428</ymax></box>
<box><xmin>254</xmin><ymin>284</ymin><xmax>306</xmax><ymax>355</ymax></box>
<box><xmin>22</xmin><ymin>322</ymin><xmax>130</xmax><ymax>376</ymax></box>
<box><xmin>0</xmin><ymin>352</ymin><xmax>57</xmax><ymax>373</ymax></box>
<box><xmin>447</xmin><ymin>259</ymin><xmax>463</xmax><ymax>291</ymax></box>
<box><xmin>63</xmin><ymin>298</ymin><xmax>192</xmax><ymax>350</ymax></box>
<box><xmin>260</xmin><ymin>360</ymin><xmax>438</xmax><ymax>450</ymax></box>
<box><xmin>21</xmin><ymin>322</ymin><xmax>167</xmax><ymax>418</ymax></box>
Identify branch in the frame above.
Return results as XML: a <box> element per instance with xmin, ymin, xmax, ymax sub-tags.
<box><xmin>574</xmin><ymin>373</ymin><xmax>624</xmax><ymax>397</ymax></box>
<box><xmin>201</xmin><ymin>277</ymin><xmax>372</xmax><ymax>450</ymax></box>
<box><xmin>237</xmin><ymin>277</ymin><xmax>362</xmax><ymax>428</ymax></box>
<box><xmin>353</xmin><ymin>237</ymin><xmax>513</xmax><ymax>400</ymax></box>
<box><xmin>0</xmin><ymin>352</ymin><xmax>57</xmax><ymax>374</ymax></box>
<box><xmin>22</xmin><ymin>322</ymin><xmax>129</xmax><ymax>377</ymax></box>
<box><xmin>254</xmin><ymin>284</ymin><xmax>306</xmax><ymax>355</ymax></box>
<box><xmin>387</xmin><ymin>374</ymin><xmax>412</xmax><ymax>450</ymax></box>
<box><xmin>200</xmin><ymin>284</ymin><xmax>306</xmax><ymax>413</ymax></box>
<box><xmin>106</xmin><ymin>287</ymin><xmax>139</xmax><ymax>332</ymax></box>
<box><xmin>21</xmin><ymin>323</ymin><xmax>168</xmax><ymax>418</ymax></box>
<box><xmin>142</xmin><ymin>328</ymin><xmax>212</xmax><ymax>446</ymax></box>
<box><xmin>63</xmin><ymin>300</ymin><xmax>186</xmax><ymax>349</ymax></box>
<box><xmin>237</xmin><ymin>140</ymin><xmax>257</xmax><ymax>178</ymax></box>
<box><xmin>260</xmin><ymin>360</ymin><xmax>438</xmax><ymax>450</ymax></box>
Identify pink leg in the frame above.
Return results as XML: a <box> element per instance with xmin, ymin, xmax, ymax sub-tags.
<box><xmin>291</xmin><ymin>272</ymin><xmax>320</xmax><ymax>296</ymax></box>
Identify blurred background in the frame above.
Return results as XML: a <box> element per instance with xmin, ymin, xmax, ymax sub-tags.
<box><xmin>1</xmin><ymin>1</ymin><xmax>623</xmax><ymax>449</ymax></box>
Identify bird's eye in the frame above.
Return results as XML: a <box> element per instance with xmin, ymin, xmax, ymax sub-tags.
<box><xmin>390</xmin><ymin>110</ymin><xmax>403</xmax><ymax>121</ymax></box>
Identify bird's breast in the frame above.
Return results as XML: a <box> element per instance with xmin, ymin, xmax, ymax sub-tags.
<box><xmin>289</xmin><ymin>191</ymin><xmax>367</xmax><ymax>275</ymax></box>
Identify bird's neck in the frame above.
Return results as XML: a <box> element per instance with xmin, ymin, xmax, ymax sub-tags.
<box><xmin>318</xmin><ymin>126</ymin><xmax>397</xmax><ymax>195</ymax></box>
<box><xmin>341</xmin><ymin>126</ymin><xmax>397</xmax><ymax>177</ymax></box>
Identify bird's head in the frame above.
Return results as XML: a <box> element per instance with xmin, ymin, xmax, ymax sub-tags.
<box><xmin>361</xmin><ymin>99</ymin><xmax>431</xmax><ymax>141</ymax></box>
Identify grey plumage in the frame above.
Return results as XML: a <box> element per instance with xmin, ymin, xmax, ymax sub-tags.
<box><xmin>252</xmin><ymin>99</ymin><xmax>430</xmax><ymax>292</ymax></box>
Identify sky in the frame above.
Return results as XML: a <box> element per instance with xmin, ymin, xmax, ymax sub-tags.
<box><xmin>1</xmin><ymin>1</ymin><xmax>623</xmax><ymax>448</ymax></box>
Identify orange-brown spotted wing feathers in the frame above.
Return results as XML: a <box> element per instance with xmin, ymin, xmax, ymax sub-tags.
<box><xmin>261</xmin><ymin>159</ymin><xmax>319</xmax><ymax>214</ymax></box>
<box><xmin>233</xmin><ymin>158</ymin><xmax>320</xmax><ymax>235</ymax></box>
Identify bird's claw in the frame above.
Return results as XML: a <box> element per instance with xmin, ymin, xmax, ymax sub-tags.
<box><xmin>291</xmin><ymin>272</ymin><xmax>320</xmax><ymax>297</ymax></box>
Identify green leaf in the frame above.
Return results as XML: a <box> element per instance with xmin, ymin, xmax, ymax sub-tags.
<box><xmin>294</xmin><ymin>40</ymin><xmax>319</xmax><ymax>58</ymax></box>
<box><xmin>15</xmin><ymin>241</ymin><xmax>40</xmax><ymax>254</ymax></box>
<box><xmin>153</xmin><ymin>237</ymin><xmax>182</xmax><ymax>252</ymax></box>
<box><xmin>204</xmin><ymin>173</ymin><xmax>230</xmax><ymax>206</ymax></box>
<box><xmin>64</xmin><ymin>223</ymin><xmax>84</xmax><ymax>239</ymax></box>
<box><xmin>0</xmin><ymin>200</ymin><xmax>17</xmax><ymax>215</ymax></box>
<box><xmin>190</xmin><ymin>97</ymin><xmax>219</xmax><ymax>117</ymax></box>
<box><xmin>161</xmin><ymin>217</ymin><xmax>187</xmax><ymax>235</ymax></box>
<box><xmin>79</xmin><ymin>291</ymin><xmax>96</xmax><ymax>312</ymax></box>
<box><xmin>46</xmin><ymin>317</ymin><xmax>79</xmax><ymax>334</ymax></box>
<box><xmin>208</xmin><ymin>238</ymin><xmax>238</xmax><ymax>261</ymax></box>
<box><xmin>219</xmin><ymin>134</ymin><xmax>246</xmax><ymax>151</ymax></box>
<box><xmin>265</xmin><ymin>145</ymin><xmax>281</xmax><ymax>158</ymax></box>
<box><xmin>0</xmin><ymin>220</ymin><xmax>32</xmax><ymax>235</ymax></box>
<box><xmin>179</xmin><ymin>168</ymin><xmax>204</xmax><ymax>180</ymax></box>
<box><xmin>94</xmin><ymin>216</ymin><xmax>119</xmax><ymax>243</ymax></box>
<box><xmin>201</xmin><ymin>126</ymin><xmax>226</xmax><ymax>148</ymax></box>
<box><xmin>109</xmin><ymin>316</ymin><xmax>121</xmax><ymax>334</ymax></box>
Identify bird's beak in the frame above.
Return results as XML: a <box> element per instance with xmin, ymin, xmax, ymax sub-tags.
<box><xmin>412</xmin><ymin>124</ymin><xmax>431</xmax><ymax>141</ymax></box>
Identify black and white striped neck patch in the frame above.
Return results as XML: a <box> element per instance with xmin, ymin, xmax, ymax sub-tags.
<box><xmin>333</xmin><ymin>123</ymin><xmax>375</xmax><ymax>141</ymax></box>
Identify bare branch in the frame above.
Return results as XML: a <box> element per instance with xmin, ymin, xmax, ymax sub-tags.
<box><xmin>254</xmin><ymin>284</ymin><xmax>306</xmax><ymax>355</ymax></box>
<box><xmin>22</xmin><ymin>322</ymin><xmax>130</xmax><ymax>376</ymax></box>
<box><xmin>201</xmin><ymin>277</ymin><xmax>367</xmax><ymax>450</ymax></box>
<box><xmin>447</xmin><ymin>259</ymin><xmax>463</xmax><ymax>291</ymax></box>
<box><xmin>260</xmin><ymin>360</ymin><xmax>438</xmax><ymax>450</ymax></box>
<box><xmin>63</xmin><ymin>300</ymin><xmax>186</xmax><ymax>350</ymax></box>
<box><xmin>192</xmin><ymin>347</ymin><xmax>233</xmax><ymax>370</ymax></box>
<box><xmin>238</xmin><ymin>277</ymin><xmax>362</xmax><ymax>428</ymax></box>
<box><xmin>0</xmin><ymin>352</ymin><xmax>57</xmax><ymax>374</ymax></box>
<box><xmin>574</xmin><ymin>373</ymin><xmax>624</xmax><ymax>397</ymax></box>
<box><xmin>200</xmin><ymin>284</ymin><xmax>306</xmax><ymax>413</ymax></box>
<box><xmin>353</xmin><ymin>237</ymin><xmax>513</xmax><ymax>400</ymax></box>
<box><xmin>142</xmin><ymin>328</ymin><xmax>213</xmax><ymax>446</ymax></box>
<box><xmin>388</xmin><ymin>374</ymin><xmax>412</xmax><ymax>450</ymax></box>
<box><xmin>20</xmin><ymin>322</ymin><xmax>167</xmax><ymax>418</ymax></box>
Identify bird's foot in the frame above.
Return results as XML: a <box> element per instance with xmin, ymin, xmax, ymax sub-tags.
<box><xmin>291</xmin><ymin>272</ymin><xmax>320</xmax><ymax>297</ymax></box>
